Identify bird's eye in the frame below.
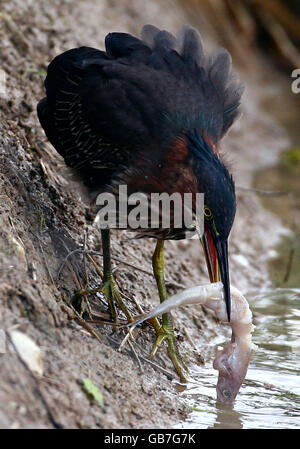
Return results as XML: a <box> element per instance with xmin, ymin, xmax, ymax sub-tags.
<box><xmin>222</xmin><ymin>389</ymin><xmax>232</xmax><ymax>399</ymax></box>
<box><xmin>204</xmin><ymin>205</ymin><xmax>213</xmax><ymax>219</ymax></box>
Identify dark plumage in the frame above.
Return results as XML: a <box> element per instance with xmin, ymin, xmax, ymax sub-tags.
<box><xmin>37</xmin><ymin>25</ymin><xmax>243</xmax><ymax>193</ymax></box>
<box><xmin>37</xmin><ymin>25</ymin><xmax>244</xmax><ymax>362</ymax></box>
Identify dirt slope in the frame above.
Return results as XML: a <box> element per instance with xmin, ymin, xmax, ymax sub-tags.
<box><xmin>0</xmin><ymin>0</ymin><xmax>289</xmax><ymax>428</ymax></box>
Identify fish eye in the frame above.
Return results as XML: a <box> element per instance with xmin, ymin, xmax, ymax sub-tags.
<box><xmin>222</xmin><ymin>389</ymin><xmax>232</xmax><ymax>399</ymax></box>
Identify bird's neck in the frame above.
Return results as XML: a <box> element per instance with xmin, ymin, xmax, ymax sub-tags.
<box><xmin>118</xmin><ymin>131</ymin><xmax>220</xmax><ymax>198</ymax></box>
<box><xmin>186</xmin><ymin>129</ymin><xmax>219</xmax><ymax>158</ymax></box>
<box><xmin>201</xmin><ymin>133</ymin><xmax>219</xmax><ymax>156</ymax></box>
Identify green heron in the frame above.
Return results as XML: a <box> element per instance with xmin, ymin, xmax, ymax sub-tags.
<box><xmin>37</xmin><ymin>25</ymin><xmax>244</xmax><ymax>382</ymax></box>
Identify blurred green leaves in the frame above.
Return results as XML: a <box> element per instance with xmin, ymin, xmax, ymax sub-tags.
<box><xmin>281</xmin><ymin>146</ymin><xmax>300</xmax><ymax>170</ymax></box>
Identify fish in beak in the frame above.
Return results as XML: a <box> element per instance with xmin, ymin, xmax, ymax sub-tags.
<box><xmin>201</xmin><ymin>227</ymin><xmax>231</xmax><ymax>321</ymax></box>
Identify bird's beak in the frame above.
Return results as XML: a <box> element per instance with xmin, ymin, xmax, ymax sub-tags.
<box><xmin>201</xmin><ymin>229</ymin><xmax>231</xmax><ymax>321</ymax></box>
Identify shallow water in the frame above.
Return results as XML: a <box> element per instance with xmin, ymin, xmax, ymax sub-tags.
<box><xmin>175</xmin><ymin>288</ymin><xmax>300</xmax><ymax>429</ymax></box>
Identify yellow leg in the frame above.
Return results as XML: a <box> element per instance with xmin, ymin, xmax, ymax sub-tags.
<box><xmin>150</xmin><ymin>240</ymin><xmax>188</xmax><ymax>382</ymax></box>
<box><xmin>71</xmin><ymin>229</ymin><xmax>133</xmax><ymax>323</ymax></box>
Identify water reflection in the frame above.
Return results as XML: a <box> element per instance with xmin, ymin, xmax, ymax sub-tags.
<box><xmin>209</xmin><ymin>404</ymin><xmax>243</xmax><ymax>429</ymax></box>
<box><xmin>176</xmin><ymin>288</ymin><xmax>300</xmax><ymax>429</ymax></box>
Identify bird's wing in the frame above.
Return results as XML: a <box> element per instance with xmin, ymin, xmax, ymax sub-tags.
<box><xmin>98</xmin><ymin>25</ymin><xmax>244</xmax><ymax>142</ymax></box>
<box><xmin>77</xmin><ymin>26</ymin><xmax>244</xmax><ymax>146</ymax></box>
<box><xmin>37</xmin><ymin>26</ymin><xmax>244</xmax><ymax>187</ymax></box>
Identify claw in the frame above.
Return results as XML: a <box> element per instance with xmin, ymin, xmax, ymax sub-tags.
<box><xmin>71</xmin><ymin>277</ymin><xmax>133</xmax><ymax>324</ymax></box>
<box><xmin>149</xmin><ymin>315</ymin><xmax>189</xmax><ymax>383</ymax></box>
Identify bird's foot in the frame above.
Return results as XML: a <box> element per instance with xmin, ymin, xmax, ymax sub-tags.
<box><xmin>71</xmin><ymin>276</ymin><xmax>133</xmax><ymax>324</ymax></box>
<box><xmin>150</xmin><ymin>316</ymin><xmax>188</xmax><ymax>383</ymax></box>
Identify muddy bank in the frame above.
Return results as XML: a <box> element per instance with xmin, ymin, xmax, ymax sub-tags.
<box><xmin>0</xmin><ymin>0</ymin><xmax>290</xmax><ymax>428</ymax></box>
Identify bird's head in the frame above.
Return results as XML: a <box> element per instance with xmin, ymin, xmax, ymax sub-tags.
<box><xmin>188</xmin><ymin>131</ymin><xmax>236</xmax><ymax>320</ymax></box>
